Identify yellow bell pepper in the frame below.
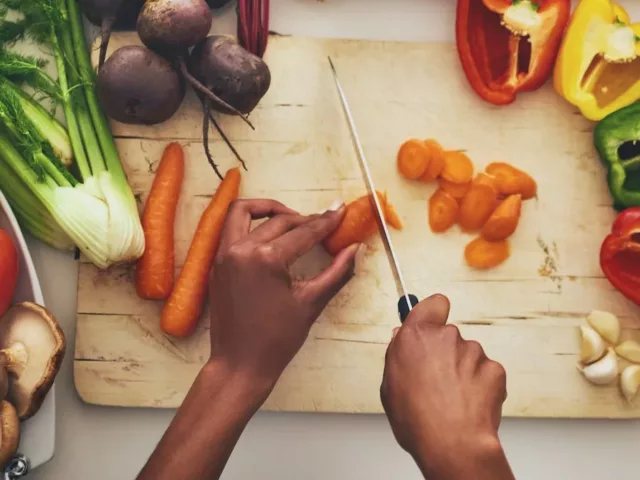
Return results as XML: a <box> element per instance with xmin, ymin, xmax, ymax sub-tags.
<box><xmin>554</xmin><ymin>0</ymin><xmax>640</xmax><ymax>121</ymax></box>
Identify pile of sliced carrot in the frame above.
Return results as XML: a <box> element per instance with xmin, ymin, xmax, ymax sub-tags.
<box><xmin>397</xmin><ymin>138</ymin><xmax>537</xmax><ymax>270</ymax></box>
<box><xmin>135</xmin><ymin>142</ymin><xmax>241</xmax><ymax>338</ymax></box>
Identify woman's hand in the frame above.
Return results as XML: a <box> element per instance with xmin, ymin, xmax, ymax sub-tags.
<box><xmin>209</xmin><ymin>198</ymin><xmax>360</xmax><ymax>398</ymax></box>
<box><xmin>381</xmin><ymin>295</ymin><xmax>514</xmax><ymax>480</ymax></box>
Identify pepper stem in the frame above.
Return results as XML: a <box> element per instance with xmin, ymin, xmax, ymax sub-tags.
<box><xmin>502</xmin><ymin>0</ymin><xmax>541</xmax><ymax>36</ymax></box>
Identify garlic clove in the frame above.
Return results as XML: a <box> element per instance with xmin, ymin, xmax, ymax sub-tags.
<box><xmin>615</xmin><ymin>340</ymin><xmax>640</xmax><ymax>364</ymax></box>
<box><xmin>579</xmin><ymin>326</ymin><xmax>607</xmax><ymax>365</ymax></box>
<box><xmin>578</xmin><ymin>348</ymin><xmax>618</xmax><ymax>385</ymax></box>
<box><xmin>586</xmin><ymin>311</ymin><xmax>621</xmax><ymax>345</ymax></box>
<box><xmin>620</xmin><ymin>365</ymin><xmax>640</xmax><ymax>402</ymax></box>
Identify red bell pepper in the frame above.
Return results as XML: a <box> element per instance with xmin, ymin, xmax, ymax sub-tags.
<box><xmin>456</xmin><ymin>0</ymin><xmax>571</xmax><ymax>105</ymax></box>
<box><xmin>600</xmin><ymin>208</ymin><xmax>640</xmax><ymax>306</ymax></box>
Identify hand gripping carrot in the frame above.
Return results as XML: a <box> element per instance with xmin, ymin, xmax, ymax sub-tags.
<box><xmin>161</xmin><ymin>168</ymin><xmax>241</xmax><ymax>337</ymax></box>
<box><xmin>136</xmin><ymin>142</ymin><xmax>185</xmax><ymax>300</ymax></box>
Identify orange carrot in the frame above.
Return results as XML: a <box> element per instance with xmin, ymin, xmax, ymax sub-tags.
<box><xmin>464</xmin><ymin>236</ymin><xmax>510</xmax><ymax>269</ymax></box>
<box><xmin>419</xmin><ymin>139</ymin><xmax>446</xmax><ymax>182</ymax></box>
<box><xmin>323</xmin><ymin>191</ymin><xmax>401</xmax><ymax>256</ymax></box>
<box><xmin>473</xmin><ymin>172</ymin><xmax>498</xmax><ymax>191</ymax></box>
<box><xmin>481</xmin><ymin>194</ymin><xmax>522</xmax><ymax>241</ymax></box>
<box><xmin>441</xmin><ymin>151</ymin><xmax>474</xmax><ymax>184</ymax></box>
<box><xmin>458</xmin><ymin>175</ymin><xmax>499</xmax><ymax>232</ymax></box>
<box><xmin>397</xmin><ymin>139</ymin><xmax>430</xmax><ymax>180</ymax></box>
<box><xmin>135</xmin><ymin>143</ymin><xmax>185</xmax><ymax>300</ymax></box>
<box><xmin>485</xmin><ymin>162</ymin><xmax>537</xmax><ymax>199</ymax></box>
<box><xmin>161</xmin><ymin>168</ymin><xmax>241</xmax><ymax>337</ymax></box>
<box><xmin>428</xmin><ymin>188</ymin><xmax>459</xmax><ymax>233</ymax></box>
<box><xmin>438</xmin><ymin>178</ymin><xmax>471</xmax><ymax>199</ymax></box>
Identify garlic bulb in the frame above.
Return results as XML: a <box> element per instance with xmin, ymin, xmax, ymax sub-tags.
<box><xmin>579</xmin><ymin>326</ymin><xmax>607</xmax><ymax>365</ymax></box>
<box><xmin>586</xmin><ymin>311</ymin><xmax>620</xmax><ymax>345</ymax></box>
<box><xmin>620</xmin><ymin>365</ymin><xmax>640</xmax><ymax>402</ymax></box>
<box><xmin>615</xmin><ymin>340</ymin><xmax>640</xmax><ymax>364</ymax></box>
<box><xmin>578</xmin><ymin>348</ymin><xmax>618</xmax><ymax>385</ymax></box>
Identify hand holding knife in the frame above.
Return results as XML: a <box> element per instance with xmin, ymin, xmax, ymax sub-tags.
<box><xmin>328</xmin><ymin>57</ymin><xmax>419</xmax><ymax>322</ymax></box>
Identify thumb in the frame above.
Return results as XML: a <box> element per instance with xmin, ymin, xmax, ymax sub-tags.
<box><xmin>403</xmin><ymin>294</ymin><xmax>450</xmax><ymax>329</ymax></box>
<box><xmin>296</xmin><ymin>243</ymin><xmax>362</xmax><ymax>317</ymax></box>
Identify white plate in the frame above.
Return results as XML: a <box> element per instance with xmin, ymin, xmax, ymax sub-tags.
<box><xmin>0</xmin><ymin>191</ymin><xmax>56</xmax><ymax>473</ymax></box>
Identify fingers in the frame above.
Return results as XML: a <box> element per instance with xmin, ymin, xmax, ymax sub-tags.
<box><xmin>248</xmin><ymin>214</ymin><xmax>316</xmax><ymax>244</ymax></box>
<box><xmin>219</xmin><ymin>199</ymin><xmax>296</xmax><ymax>252</ymax></box>
<box><xmin>402</xmin><ymin>294</ymin><xmax>450</xmax><ymax>329</ymax></box>
<box><xmin>295</xmin><ymin>242</ymin><xmax>360</xmax><ymax>314</ymax></box>
<box><xmin>269</xmin><ymin>204</ymin><xmax>345</xmax><ymax>265</ymax></box>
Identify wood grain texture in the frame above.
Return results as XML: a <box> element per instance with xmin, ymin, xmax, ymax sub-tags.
<box><xmin>75</xmin><ymin>33</ymin><xmax>640</xmax><ymax>417</ymax></box>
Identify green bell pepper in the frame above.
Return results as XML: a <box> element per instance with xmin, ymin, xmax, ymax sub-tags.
<box><xmin>594</xmin><ymin>101</ymin><xmax>640</xmax><ymax>210</ymax></box>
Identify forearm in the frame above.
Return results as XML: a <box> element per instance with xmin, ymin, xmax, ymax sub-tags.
<box><xmin>137</xmin><ymin>360</ymin><xmax>270</xmax><ymax>480</ymax></box>
<box><xmin>413</xmin><ymin>435</ymin><xmax>514</xmax><ymax>480</ymax></box>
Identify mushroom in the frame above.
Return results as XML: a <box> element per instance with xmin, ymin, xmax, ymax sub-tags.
<box><xmin>0</xmin><ymin>303</ymin><xmax>65</xmax><ymax>419</ymax></box>
<box><xmin>0</xmin><ymin>401</ymin><xmax>20</xmax><ymax>468</ymax></box>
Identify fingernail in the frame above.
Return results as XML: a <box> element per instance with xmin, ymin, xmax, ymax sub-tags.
<box><xmin>328</xmin><ymin>199</ymin><xmax>344</xmax><ymax>211</ymax></box>
<box><xmin>355</xmin><ymin>243</ymin><xmax>366</xmax><ymax>273</ymax></box>
<box><xmin>317</xmin><ymin>199</ymin><xmax>344</xmax><ymax>215</ymax></box>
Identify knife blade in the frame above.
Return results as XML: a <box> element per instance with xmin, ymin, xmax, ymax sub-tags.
<box><xmin>328</xmin><ymin>57</ymin><xmax>418</xmax><ymax>322</ymax></box>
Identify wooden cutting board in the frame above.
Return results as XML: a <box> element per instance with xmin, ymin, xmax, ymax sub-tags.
<box><xmin>74</xmin><ymin>33</ymin><xmax>640</xmax><ymax>417</ymax></box>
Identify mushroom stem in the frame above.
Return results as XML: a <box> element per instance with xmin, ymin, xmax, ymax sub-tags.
<box><xmin>0</xmin><ymin>344</ymin><xmax>28</xmax><ymax>376</ymax></box>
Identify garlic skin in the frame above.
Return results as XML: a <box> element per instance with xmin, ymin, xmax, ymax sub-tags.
<box><xmin>579</xmin><ymin>326</ymin><xmax>607</xmax><ymax>365</ymax></box>
<box><xmin>615</xmin><ymin>340</ymin><xmax>640</xmax><ymax>364</ymax></box>
<box><xmin>579</xmin><ymin>349</ymin><xmax>618</xmax><ymax>385</ymax></box>
<box><xmin>586</xmin><ymin>311</ymin><xmax>621</xmax><ymax>345</ymax></box>
<box><xmin>620</xmin><ymin>365</ymin><xmax>640</xmax><ymax>402</ymax></box>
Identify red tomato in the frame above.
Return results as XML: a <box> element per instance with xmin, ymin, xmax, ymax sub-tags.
<box><xmin>0</xmin><ymin>229</ymin><xmax>18</xmax><ymax>317</ymax></box>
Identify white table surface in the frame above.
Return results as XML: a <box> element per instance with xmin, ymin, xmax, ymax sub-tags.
<box><xmin>27</xmin><ymin>0</ymin><xmax>640</xmax><ymax>478</ymax></box>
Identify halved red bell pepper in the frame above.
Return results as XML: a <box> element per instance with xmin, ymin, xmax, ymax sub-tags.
<box><xmin>456</xmin><ymin>0</ymin><xmax>571</xmax><ymax>105</ymax></box>
<box><xmin>600</xmin><ymin>208</ymin><xmax>640</xmax><ymax>306</ymax></box>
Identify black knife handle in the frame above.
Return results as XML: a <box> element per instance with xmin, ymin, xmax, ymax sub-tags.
<box><xmin>397</xmin><ymin>294</ymin><xmax>419</xmax><ymax>323</ymax></box>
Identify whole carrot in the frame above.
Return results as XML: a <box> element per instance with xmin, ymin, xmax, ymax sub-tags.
<box><xmin>161</xmin><ymin>168</ymin><xmax>241</xmax><ymax>337</ymax></box>
<box><xmin>135</xmin><ymin>142</ymin><xmax>185</xmax><ymax>300</ymax></box>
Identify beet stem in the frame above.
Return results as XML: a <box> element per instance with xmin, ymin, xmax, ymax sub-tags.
<box><xmin>178</xmin><ymin>58</ymin><xmax>255</xmax><ymax>130</ymax></box>
<box><xmin>198</xmin><ymin>96</ymin><xmax>248</xmax><ymax>171</ymax></box>
<box><xmin>98</xmin><ymin>17</ymin><xmax>115</xmax><ymax>69</ymax></box>
<box><xmin>202</xmin><ymin>98</ymin><xmax>224</xmax><ymax>180</ymax></box>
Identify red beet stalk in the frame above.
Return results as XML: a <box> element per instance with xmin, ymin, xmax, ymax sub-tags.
<box><xmin>237</xmin><ymin>0</ymin><xmax>269</xmax><ymax>57</ymax></box>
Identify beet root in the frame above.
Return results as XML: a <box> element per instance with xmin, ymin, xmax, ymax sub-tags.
<box><xmin>188</xmin><ymin>35</ymin><xmax>271</xmax><ymax>115</ymax></box>
<box><xmin>97</xmin><ymin>46</ymin><xmax>185</xmax><ymax>125</ymax></box>
<box><xmin>78</xmin><ymin>0</ymin><xmax>146</xmax><ymax>68</ymax></box>
<box><xmin>137</xmin><ymin>0</ymin><xmax>212</xmax><ymax>52</ymax></box>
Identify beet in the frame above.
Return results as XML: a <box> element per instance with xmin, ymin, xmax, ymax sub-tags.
<box><xmin>78</xmin><ymin>0</ymin><xmax>146</xmax><ymax>68</ymax></box>
<box><xmin>189</xmin><ymin>35</ymin><xmax>271</xmax><ymax>114</ymax></box>
<box><xmin>136</xmin><ymin>0</ymin><xmax>253</xmax><ymax>129</ymax></box>
<box><xmin>97</xmin><ymin>46</ymin><xmax>185</xmax><ymax>125</ymax></box>
<box><xmin>189</xmin><ymin>35</ymin><xmax>271</xmax><ymax>179</ymax></box>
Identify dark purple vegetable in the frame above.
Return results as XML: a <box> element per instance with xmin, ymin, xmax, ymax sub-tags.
<box><xmin>97</xmin><ymin>46</ymin><xmax>185</xmax><ymax>125</ymax></box>
<box><xmin>136</xmin><ymin>0</ymin><xmax>252</xmax><ymax>129</ymax></box>
<box><xmin>206</xmin><ymin>0</ymin><xmax>233</xmax><ymax>8</ymax></box>
<box><xmin>189</xmin><ymin>35</ymin><xmax>271</xmax><ymax>178</ymax></box>
<box><xmin>77</xmin><ymin>0</ymin><xmax>146</xmax><ymax>68</ymax></box>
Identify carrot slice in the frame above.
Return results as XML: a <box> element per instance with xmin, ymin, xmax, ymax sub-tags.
<box><xmin>428</xmin><ymin>188</ymin><xmax>459</xmax><ymax>233</ymax></box>
<box><xmin>324</xmin><ymin>191</ymin><xmax>400</xmax><ymax>256</ymax></box>
<box><xmin>397</xmin><ymin>139</ymin><xmax>430</xmax><ymax>180</ymax></box>
<box><xmin>458</xmin><ymin>176</ymin><xmax>499</xmax><ymax>232</ymax></box>
<box><xmin>485</xmin><ymin>162</ymin><xmax>537</xmax><ymax>199</ymax></box>
<box><xmin>135</xmin><ymin>142</ymin><xmax>185</xmax><ymax>300</ymax></box>
<box><xmin>481</xmin><ymin>194</ymin><xmax>522</xmax><ymax>241</ymax></box>
<box><xmin>441</xmin><ymin>151</ymin><xmax>474</xmax><ymax>184</ymax></box>
<box><xmin>438</xmin><ymin>178</ymin><xmax>471</xmax><ymax>199</ymax></box>
<box><xmin>419</xmin><ymin>139</ymin><xmax>446</xmax><ymax>182</ymax></box>
<box><xmin>473</xmin><ymin>172</ymin><xmax>498</xmax><ymax>191</ymax></box>
<box><xmin>161</xmin><ymin>168</ymin><xmax>241</xmax><ymax>338</ymax></box>
<box><xmin>464</xmin><ymin>236</ymin><xmax>510</xmax><ymax>269</ymax></box>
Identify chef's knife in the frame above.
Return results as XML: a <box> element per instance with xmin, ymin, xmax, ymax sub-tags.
<box><xmin>328</xmin><ymin>57</ymin><xmax>419</xmax><ymax>322</ymax></box>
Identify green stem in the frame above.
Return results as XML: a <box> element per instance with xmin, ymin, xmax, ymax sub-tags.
<box><xmin>57</xmin><ymin>6</ymin><xmax>106</xmax><ymax>177</ymax></box>
<box><xmin>66</xmin><ymin>0</ymin><xmax>127</xmax><ymax>185</ymax></box>
<box><xmin>50</xmin><ymin>28</ymin><xmax>91</xmax><ymax>180</ymax></box>
<box><xmin>37</xmin><ymin>152</ymin><xmax>72</xmax><ymax>187</ymax></box>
